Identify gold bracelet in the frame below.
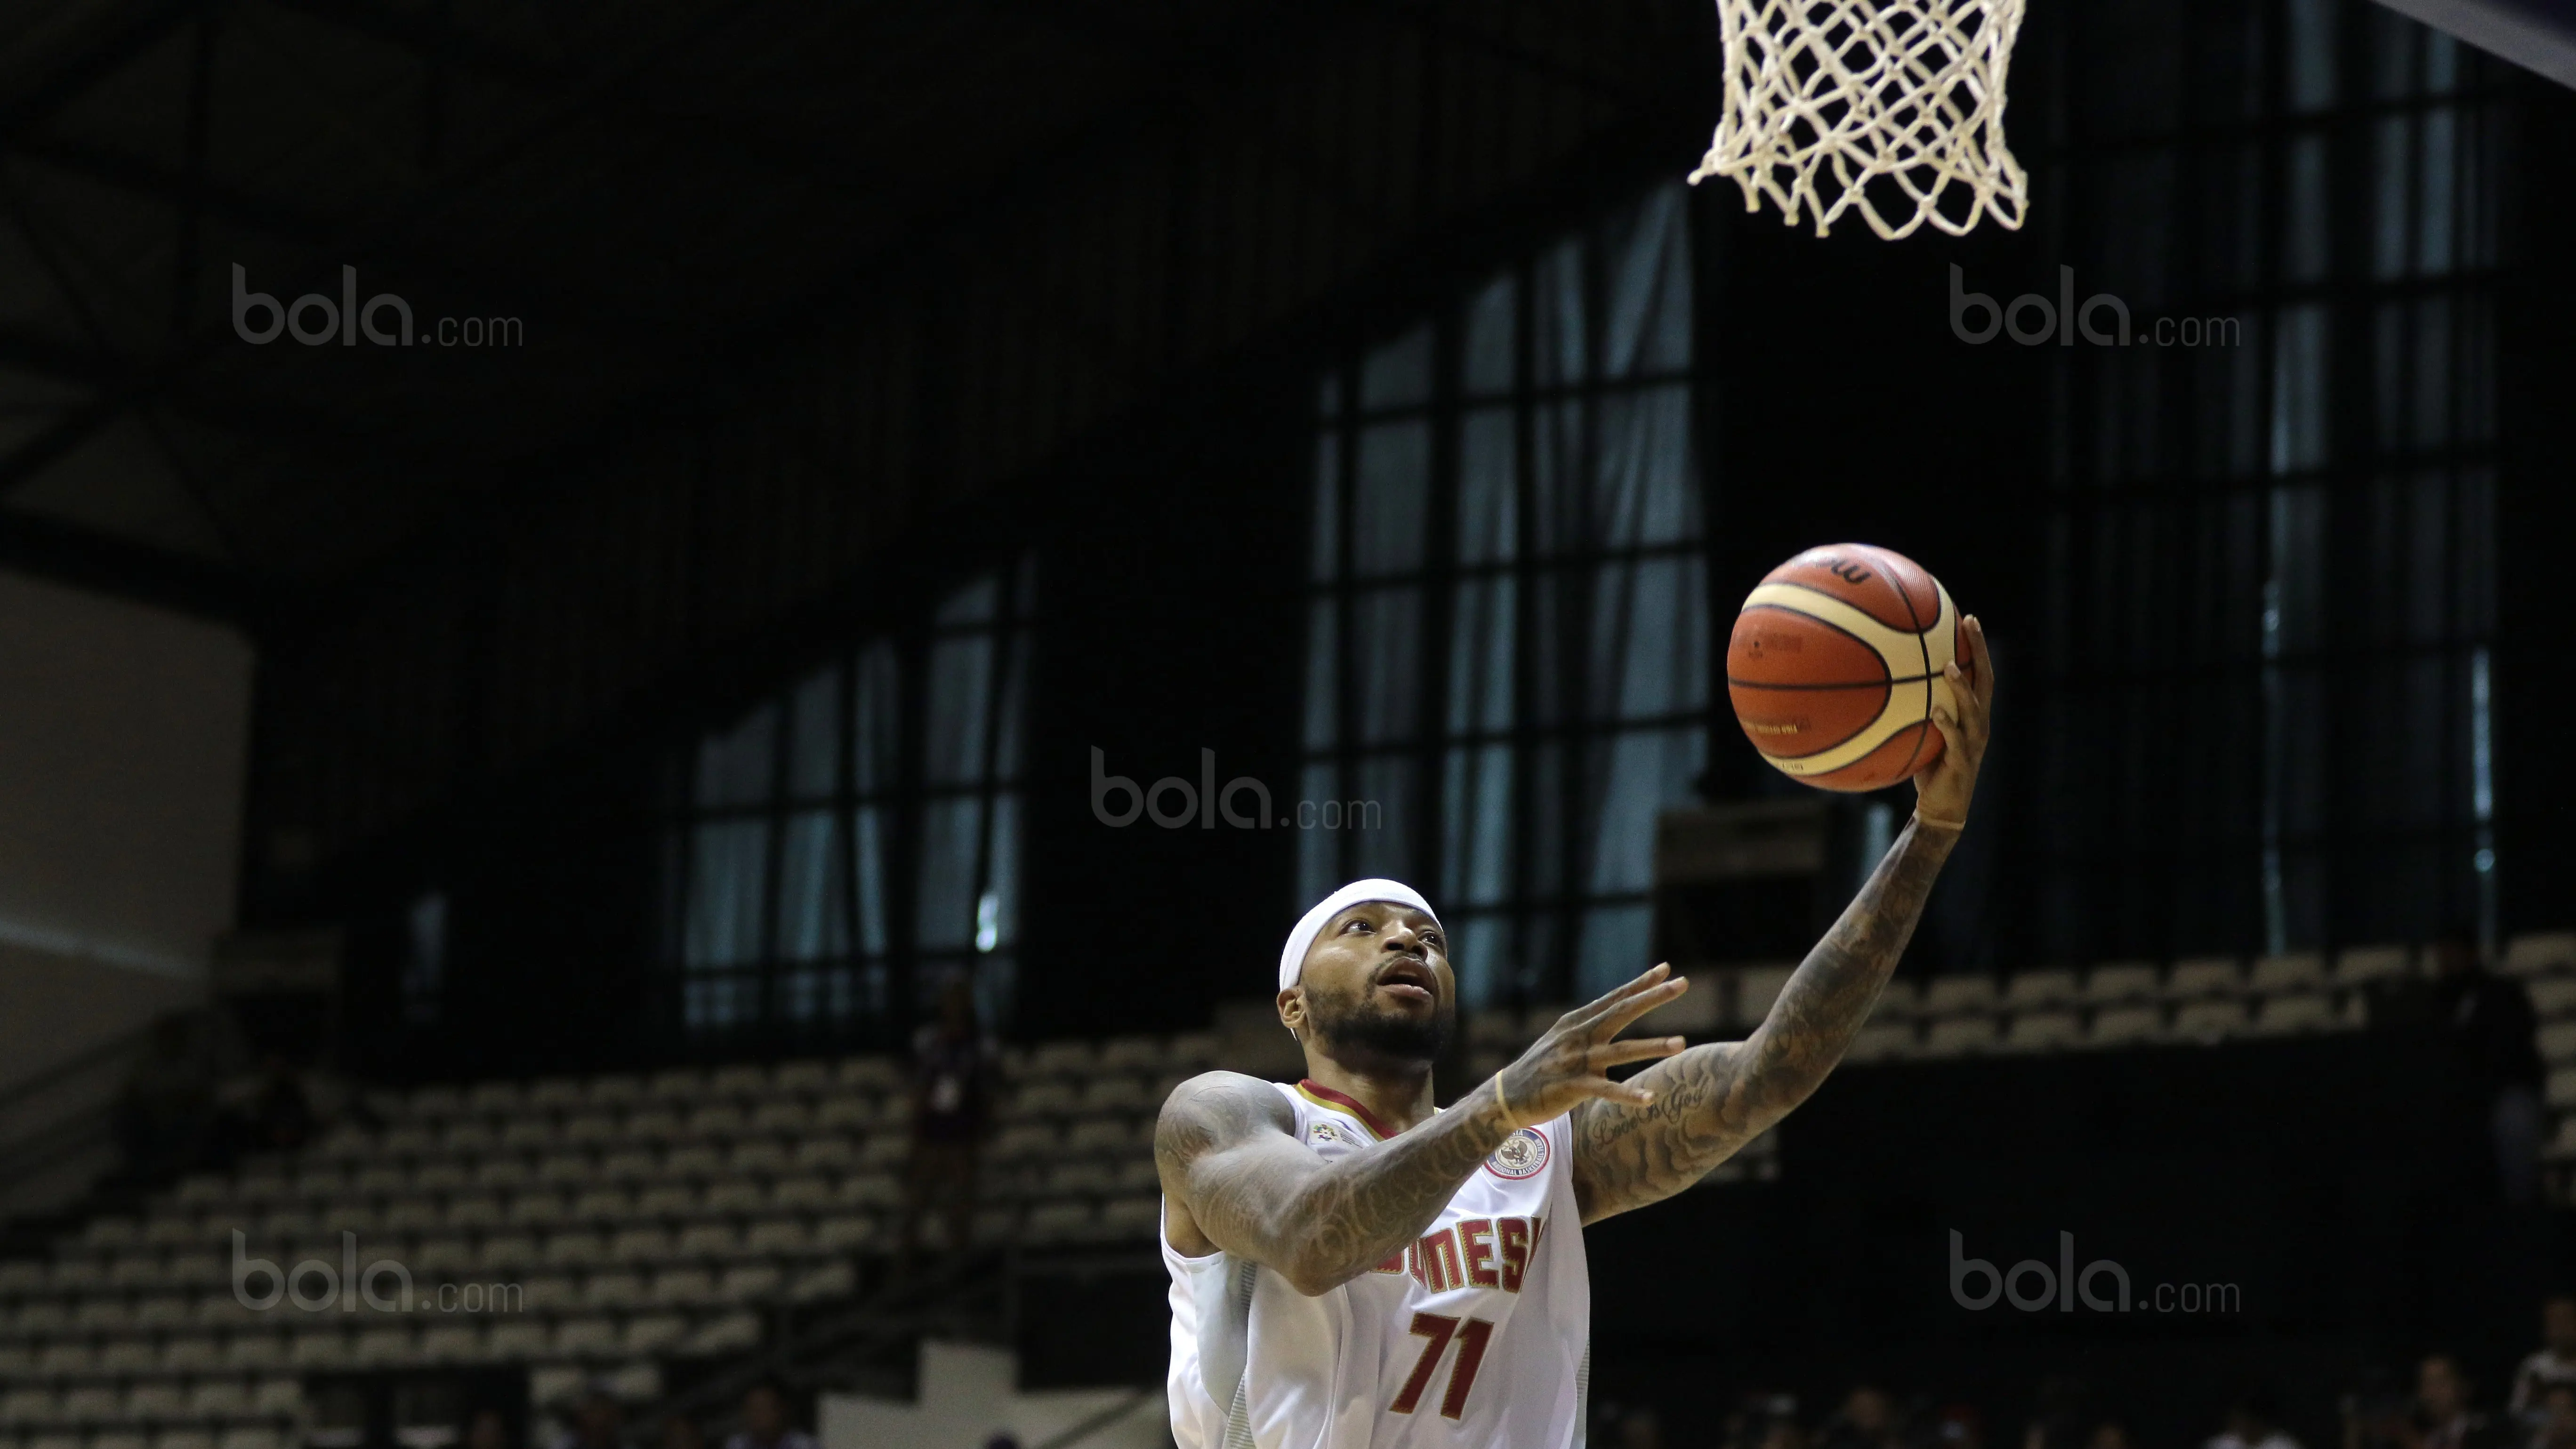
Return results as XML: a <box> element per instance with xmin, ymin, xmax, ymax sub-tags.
<box><xmin>1490</xmin><ymin>1076</ymin><xmax>1527</xmax><ymax>1133</ymax></box>
<box><xmin>1913</xmin><ymin>810</ymin><xmax>1967</xmax><ymax>832</ymax></box>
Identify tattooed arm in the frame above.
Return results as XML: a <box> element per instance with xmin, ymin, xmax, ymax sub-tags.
<box><xmin>1570</xmin><ymin>614</ymin><xmax>1997</xmax><ymax>1225</ymax></box>
<box><xmin>1156</xmin><ymin>968</ymin><xmax>1690</xmax><ymax>1296</ymax></box>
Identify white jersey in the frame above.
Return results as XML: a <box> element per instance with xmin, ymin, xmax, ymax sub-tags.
<box><xmin>1162</xmin><ymin>1080</ymin><xmax>1589</xmax><ymax>1449</ymax></box>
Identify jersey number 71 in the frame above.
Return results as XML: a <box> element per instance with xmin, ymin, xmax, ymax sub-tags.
<box><xmin>1389</xmin><ymin>1312</ymin><xmax>1495</xmax><ymax>1419</ymax></box>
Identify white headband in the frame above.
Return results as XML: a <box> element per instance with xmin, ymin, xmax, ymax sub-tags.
<box><xmin>1279</xmin><ymin>879</ymin><xmax>1442</xmax><ymax>991</ymax></box>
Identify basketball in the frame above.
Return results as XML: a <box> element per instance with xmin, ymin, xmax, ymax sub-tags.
<box><xmin>1727</xmin><ymin>543</ymin><xmax>1969</xmax><ymax>792</ymax></box>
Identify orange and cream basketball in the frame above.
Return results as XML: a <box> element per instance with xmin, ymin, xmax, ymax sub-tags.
<box><xmin>1726</xmin><ymin>543</ymin><xmax>1969</xmax><ymax>792</ymax></box>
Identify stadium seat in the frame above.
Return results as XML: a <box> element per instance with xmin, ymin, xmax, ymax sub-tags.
<box><xmin>2532</xmin><ymin>978</ymin><xmax>2576</xmax><ymax>1019</ymax></box>
<box><xmin>2001</xmin><ymin>1011</ymin><xmax>2080</xmax><ymax>1053</ymax></box>
<box><xmin>1079</xmin><ymin>1077</ymin><xmax>1151</xmax><ymax>1114</ymax></box>
<box><xmin>2542</xmin><ymin>1022</ymin><xmax>2576</xmax><ymax>1065</ymax></box>
<box><xmin>554</xmin><ymin>1317</ymin><xmax>620</xmax><ymax>1356</ymax></box>
<box><xmin>773</xmin><ymin>1061</ymin><xmax>833</xmax><ymax>1094</ymax></box>
<box><xmin>484</xmin><ymin>1321</ymin><xmax>548</xmax><ymax>1361</ymax></box>
<box><xmin>839</xmin><ymin>1171</ymin><xmax>899</xmax><ymax>1208</ymax></box>
<box><xmin>675</xmin><ymin>1224</ymin><xmax>741</xmax><ymax>1259</ymax></box>
<box><xmin>813</xmin><ymin>1216</ymin><xmax>878</xmax><ymax>1254</ymax></box>
<box><xmin>792</xmin><ymin>1138</ymin><xmax>856</xmax><ymax>1172</ymax></box>
<box><xmin>98</xmin><ymin>1337</ymin><xmax>157</xmax><ymax>1373</ymax></box>
<box><xmin>479</xmin><ymin>1233</ymin><xmax>541</xmax><ymax>1272</ymax></box>
<box><xmin>601</xmin><ymin>1150</ymin><xmax>658</xmax><ymax>1183</ymax></box>
<box><xmin>2002</xmin><ymin>970</ymin><xmax>2077</xmax><ymax>1011</ymax></box>
<box><xmin>1098</xmin><ymin>1196</ymin><xmax>1160</xmax><ymax>1239</ymax></box>
<box><xmin>1098</xmin><ymin>1036</ymin><xmax>1165</xmax><ymax>1073</ymax></box>
<box><xmin>2166</xmin><ymin>958</ymin><xmax>2243</xmax><ymax>999</ymax></box>
<box><xmin>58</xmin><ymin>1389</ymin><xmax>119</xmax><ymax>1425</ymax></box>
<box><xmin>289</xmin><ymin>1329</ymin><xmax>349</xmax><ymax>1369</ymax></box>
<box><xmin>2081</xmin><ymin>963</ymin><xmax>2158</xmax><ymax>1006</ymax></box>
<box><xmin>703</xmin><ymin>1182</ymin><xmax>767</xmax><ymax>1216</ymax></box>
<box><xmin>1922</xmin><ymin>1015</ymin><xmax>1997</xmax><ymax>1057</ymax></box>
<box><xmin>354</xmin><ymin>1326</ymin><xmax>415</xmax><ymax>1366</ymax></box>
<box><xmin>0</xmin><ymin>1391</ymin><xmax>53</xmax><ymax>1428</ymax></box>
<box><xmin>684</xmin><ymin>1311</ymin><xmax>761</xmax><ymax>1356</ymax></box>
<box><xmin>421</xmin><ymin>1322</ymin><xmax>485</xmax><ymax>1362</ymax></box>
<box><xmin>1845</xmin><ymin>1022</ymin><xmax>1916</xmax><ymax>1063</ymax></box>
<box><xmin>770</xmin><ymin>1177</ymin><xmax>833</xmax><ymax>1213</ymax></box>
<box><xmin>1869</xmin><ymin>980</ymin><xmax>1921</xmax><ymax>1021</ymax></box>
<box><xmin>2172</xmin><ymin>998</ymin><xmax>2247</xmax><ymax>1040</ymax></box>
<box><xmin>160</xmin><ymin>1336</ymin><xmax>218</xmax><ymax>1372</ymax></box>
<box><xmin>1024</xmin><ymin>1202</ymin><xmax>1096</xmax><ymax>1243</ymax></box>
<box><xmin>510</xmin><ymin>1191</ymin><xmax>570</xmax><ymax>1227</ymax></box>
<box><xmin>37</xmin><ymin>1342</ymin><xmax>95</xmax><ymax>1376</ymax></box>
<box><xmin>221</xmin><ymin>1334</ymin><xmax>285</xmax><ymax>1371</ymax></box>
<box><xmin>2548</xmin><ymin>1117</ymin><xmax>2576</xmax><ymax>1162</ymax></box>
<box><xmin>749</xmin><ymin>1101</ymin><xmax>812</xmax><ymax>1135</ymax></box>
<box><xmin>1167</xmin><ymin>1032</ymin><xmax>1221</xmax><ymax>1069</ymax></box>
<box><xmin>1008</xmin><ymin>1081</ymin><xmax>1080</xmax><ymax>1118</ymax></box>
<box><xmin>183</xmin><ymin>1381</ymin><xmax>246</xmax><ymax>1419</ymax></box>
<box><xmin>544</xmin><ymin>1230</ymin><xmax>608</xmax><ymax>1268</ymax></box>
<box><xmin>1921</xmin><ymin>976</ymin><xmax>1996</xmax><ymax>1017</ymax></box>
<box><xmin>447</xmin><ymin>1194</ymin><xmax>503</xmax><ymax>1229</ymax></box>
<box><xmin>2506</xmin><ymin>932</ymin><xmax>2576</xmax><ymax>977</ymax></box>
<box><xmin>745</xmin><ymin>1219</ymin><xmax>813</xmax><ymax>1257</ymax></box>
<box><xmin>717</xmin><ymin>1264</ymin><xmax>781</xmax><ymax>1303</ymax></box>
<box><xmin>500</xmin><ymin>1119</ymin><xmax>555</xmax><ymax>1151</ymax></box>
<box><xmin>584</xmin><ymin>1271</ymin><xmax>647</xmax><ymax>1311</ymax></box>
<box><xmin>125</xmin><ymin>1384</ymin><xmax>188</xmax><ymax>1424</ymax></box>
<box><xmin>709</xmin><ymin>1064</ymin><xmax>770</xmax><ymax>1097</ymax></box>
<box><xmin>2250</xmin><ymin>993</ymin><xmax>2332</xmax><ymax>1034</ymax></box>
<box><xmin>787</xmin><ymin>1259</ymin><xmax>855</xmax><ymax>1303</ymax></box>
<box><xmin>2548</xmin><ymin>1068</ymin><xmax>2576</xmax><ymax>1111</ymax></box>
<box><xmin>611</xmin><ymin>1228</ymin><xmax>673</xmax><ymax>1264</ymax></box>
<box><xmin>586</xmin><ymin>1075</ymin><xmax>644</xmax><ymax>1107</ymax></box>
<box><xmin>159</xmin><ymin>1432</ymin><xmax>217</xmax><ymax>1449</ymax></box>
<box><xmin>2089</xmin><ymin>1005</ymin><xmax>2163</xmax><ymax>1046</ymax></box>
<box><xmin>624</xmin><ymin>1314</ymin><xmax>689</xmax><ymax>1354</ymax></box>
<box><xmin>1465</xmin><ymin>1009</ymin><xmax>1520</xmax><ymax>1048</ymax></box>
<box><xmin>687</xmin><ymin>1104</ymin><xmax>746</xmax><ymax>1137</ymax></box>
<box><xmin>2249</xmin><ymin>953</ymin><xmax>2325</xmax><ymax>993</ymax></box>
<box><xmin>2333</xmin><ymin>945</ymin><xmax>2414</xmax><ymax>986</ymax></box>
<box><xmin>1030</xmin><ymin>1041</ymin><xmax>1097</xmax><ymax>1078</ymax></box>
<box><xmin>1731</xmin><ymin>965</ymin><xmax>1796</xmax><ymax>1030</ymax></box>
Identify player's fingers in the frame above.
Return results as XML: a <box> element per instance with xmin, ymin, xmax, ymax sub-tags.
<box><xmin>1565</xmin><ymin>962</ymin><xmax>1672</xmax><ymax>1029</ymax></box>
<box><xmin>1593</xmin><ymin>974</ymin><xmax>1689</xmax><ymax>1037</ymax></box>
<box><xmin>1965</xmin><ymin>615</ymin><xmax>1997</xmax><ymax>709</ymax></box>
<box><xmin>1590</xmin><ymin>1035</ymin><xmax>1687</xmax><ymax>1070</ymax></box>
<box><xmin>1928</xmin><ymin>700</ymin><xmax>1965</xmax><ymax>763</ymax></box>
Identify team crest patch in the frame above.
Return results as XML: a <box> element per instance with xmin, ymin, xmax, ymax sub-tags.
<box><xmin>1484</xmin><ymin>1127</ymin><xmax>1549</xmax><ymax>1180</ymax></box>
<box><xmin>1309</xmin><ymin>1120</ymin><xmax>1351</xmax><ymax>1147</ymax></box>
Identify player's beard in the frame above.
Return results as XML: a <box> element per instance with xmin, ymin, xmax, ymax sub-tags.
<box><xmin>1304</xmin><ymin>977</ymin><xmax>1454</xmax><ymax>1064</ymax></box>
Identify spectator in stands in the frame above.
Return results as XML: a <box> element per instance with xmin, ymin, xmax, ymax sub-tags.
<box><xmin>2089</xmin><ymin>1425</ymin><xmax>2136</xmax><ymax>1449</ymax></box>
<box><xmin>658</xmin><ymin>1415</ymin><xmax>704</xmax><ymax>1449</ymax></box>
<box><xmin>2208</xmin><ymin>1387</ymin><xmax>2301</xmax><ymax>1449</ymax></box>
<box><xmin>899</xmin><ymin>976</ymin><xmax>998</xmax><ymax>1268</ymax></box>
<box><xmin>2532</xmin><ymin>1386</ymin><xmax>2576</xmax><ymax>1449</ymax></box>
<box><xmin>1817</xmin><ymin>1385</ymin><xmax>1902</xmax><ymax>1449</ymax></box>
<box><xmin>2514</xmin><ymin>1296</ymin><xmax>2576</xmax><ymax>1422</ymax></box>
<box><xmin>722</xmin><ymin>1381</ymin><xmax>816</xmax><ymax>1449</ymax></box>
<box><xmin>2345</xmin><ymin>1353</ymin><xmax>2503</xmax><ymax>1449</ymax></box>
<box><xmin>550</xmin><ymin>1390</ymin><xmax>624</xmax><ymax>1449</ymax></box>
<box><xmin>248</xmin><ymin>1053</ymin><xmax>315</xmax><ymax>1151</ymax></box>
<box><xmin>116</xmin><ymin>1011</ymin><xmax>217</xmax><ymax>1180</ymax></box>
<box><xmin>2429</xmin><ymin>936</ymin><xmax>2546</xmax><ymax>1208</ymax></box>
<box><xmin>464</xmin><ymin>1409</ymin><xmax>511</xmax><ymax>1449</ymax></box>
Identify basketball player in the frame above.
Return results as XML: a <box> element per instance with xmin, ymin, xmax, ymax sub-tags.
<box><xmin>1156</xmin><ymin>617</ymin><xmax>1993</xmax><ymax>1448</ymax></box>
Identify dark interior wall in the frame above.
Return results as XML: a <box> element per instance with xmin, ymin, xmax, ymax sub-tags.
<box><xmin>2494</xmin><ymin>77</ymin><xmax>2576</xmax><ymax>937</ymax></box>
<box><xmin>1016</xmin><ymin>370</ymin><xmax>1314</xmax><ymax>1038</ymax></box>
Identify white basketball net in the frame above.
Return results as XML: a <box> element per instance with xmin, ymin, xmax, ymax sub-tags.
<box><xmin>1689</xmin><ymin>0</ymin><xmax>2030</xmax><ymax>240</ymax></box>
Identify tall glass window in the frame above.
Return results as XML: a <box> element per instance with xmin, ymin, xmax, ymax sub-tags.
<box><xmin>1303</xmin><ymin>183</ymin><xmax>1710</xmax><ymax>1007</ymax></box>
<box><xmin>2035</xmin><ymin>0</ymin><xmax>2498</xmax><ymax>959</ymax></box>
<box><xmin>668</xmin><ymin>557</ymin><xmax>1033</xmax><ymax>1036</ymax></box>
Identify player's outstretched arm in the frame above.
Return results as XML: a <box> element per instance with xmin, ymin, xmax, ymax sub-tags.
<box><xmin>1156</xmin><ymin>968</ymin><xmax>1690</xmax><ymax>1296</ymax></box>
<box><xmin>1569</xmin><ymin>615</ymin><xmax>1995</xmax><ymax>1225</ymax></box>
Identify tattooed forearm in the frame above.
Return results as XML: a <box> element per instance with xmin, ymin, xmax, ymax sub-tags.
<box><xmin>1570</xmin><ymin>820</ymin><xmax>1957</xmax><ymax>1223</ymax></box>
<box><xmin>1155</xmin><ymin>1073</ymin><xmax>1512</xmax><ymax>1296</ymax></box>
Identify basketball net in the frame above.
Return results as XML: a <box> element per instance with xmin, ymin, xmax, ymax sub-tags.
<box><xmin>1690</xmin><ymin>0</ymin><xmax>2030</xmax><ymax>240</ymax></box>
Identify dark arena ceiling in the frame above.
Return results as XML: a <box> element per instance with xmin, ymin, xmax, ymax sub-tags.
<box><xmin>0</xmin><ymin>0</ymin><xmax>1696</xmax><ymax>618</ymax></box>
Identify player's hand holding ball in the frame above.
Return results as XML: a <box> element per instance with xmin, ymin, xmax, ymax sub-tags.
<box><xmin>1485</xmin><ymin>966</ymin><xmax>1692</xmax><ymax>1127</ymax></box>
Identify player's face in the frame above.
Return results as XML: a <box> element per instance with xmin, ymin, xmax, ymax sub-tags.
<box><xmin>1294</xmin><ymin>903</ymin><xmax>1455</xmax><ymax>1063</ymax></box>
